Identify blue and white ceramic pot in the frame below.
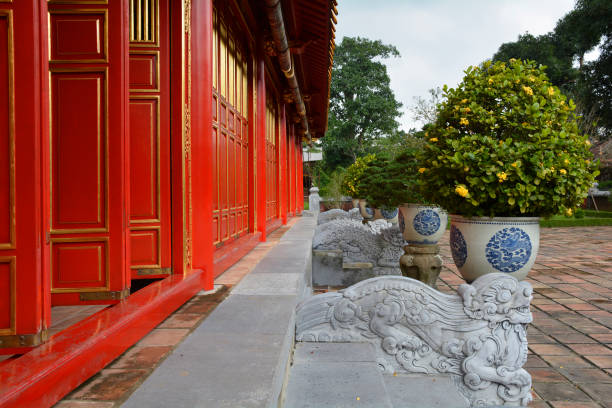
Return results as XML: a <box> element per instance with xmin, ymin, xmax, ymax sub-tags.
<box><xmin>398</xmin><ymin>204</ymin><xmax>448</xmax><ymax>245</ymax></box>
<box><xmin>449</xmin><ymin>215</ymin><xmax>540</xmax><ymax>282</ymax></box>
<box><xmin>379</xmin><ymin>207</ymin><xmax>399</xmax><ymax>224</ymax></box>
<box><xmin>352</xmin><ymin>198</ymin><xmax>360</xmax><ymax>209</ymax></box>
<box><xmin>358</xmin><ymin>199</ymin><xmax>374</xmax><ymax>220</ymax></box>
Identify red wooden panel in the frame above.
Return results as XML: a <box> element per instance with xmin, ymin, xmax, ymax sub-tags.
<box><xmin>212</xmin><ymin>127</ymin><xmax>218</xmax><ymax>210</ymax></box>
<box><xmin>229</xmin><ymin>136</ymin><xmax>235</xmax><ymax>207</ymax></box>
<box><xmin>212</xmin><ymin>215</ymin><xmax>219</xmax><ymax>243</ymax></box>
<box><xmin>212</xmin><ymin>95</ymin><xmax>217</xmax><ymax>121</ymax></box>
<box><xmin>0</xmin><ymin>14</ymin><xmax>12</xmax><ymax>247</ymax></box>
<box><xmin>129</xmin><ymin>98</ymin><xmax>158</xmax><ymax>221</ymax></box>
<box><xmin>130</xmin><ymin>229</ymin><xmax>159</xmax><ymax>267</ymax></box>
<box><xmin>221</xmin><ymin>214</ymin><xmax>228</xmax><ymax>240</ymax></box>
<box><xmin>50</xmin><ymin>12</ymin><xmax>106</xmax><ymax>62</ymax></box>
<box><xmin>52</xmin><ymin>240</ymin><xmax>107</xmax><ymax>291</ymax></box>
<box><xmin>229</xmin><ymin>110</ymin><xmax>234</xmax><ymax>132</ymax></box>
<box><xmin>129</xmin><ymin>53</ymin><xmax>158</xmax><ymax>91</ymax></box>
<box><xmin>220</xmin><ymin>131</ymin><xmax>227</xmax><ymax>209</ymax></box>
<box><xmin>229</xmin><ymin>213</ymin><xmax>235</xmax><ymax>236</ymax></box>
<box><xmin>220</xmin><ymin>102</ymin><xmax>226</xmax><ymax>127</ymax></box>
<box><xmin>0</xmin><ymin>259</ymin><xmax>14</xmax><ymax>333</ymax></box>
<box><xmin>51</xmin><ymin>72</ymin><xmax>106</xmax><ymax>231</ymax></box>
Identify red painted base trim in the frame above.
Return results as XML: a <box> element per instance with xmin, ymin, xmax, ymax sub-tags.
<box><xmin>0</xmin><ymin>270</ymin><xmax>203</xmax><ymax>408</ymax></box>
<box><xmin>213</xmin><ymin>232</ymin><xmax>261</xmax><ymax>278</ymax></box>
<box><xmin>266</xmin><ymin>218</ymin><xmax>283</xmax><ymax>235</ymax></box>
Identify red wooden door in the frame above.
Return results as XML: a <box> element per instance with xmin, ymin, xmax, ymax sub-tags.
<box><xmin>266</xmin><ymin>98</ymin><xmax>279</xmax><ymax>221</ymax></box>
<box><xmin>48</xmin><ymin>0</ymin><xmax>129</xmax><ymax>305</ymax></box>
<box><xmin>212</xmin><ymin>3</ymin><xmax>250</xmax><ymax>247</ymax></box>
<box><xmin>128</xmin><ymin>0</ymin><xmax>172</xmax><ymax>279</ymax></box>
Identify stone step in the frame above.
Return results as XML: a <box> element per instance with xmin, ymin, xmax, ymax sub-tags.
<box><xmin>282</xmin><ymin>342</ymin><xmax>393</xmax><ymax>408</ymax></box>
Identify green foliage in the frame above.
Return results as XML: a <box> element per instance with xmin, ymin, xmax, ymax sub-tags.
<box><xmin>492</xmin><ymin>0</ymin><xmax>612</xmax><ymax>140</ymax></box>
<box><xmin>322</xmin><ymin>37</ymin><xmax>403</xmax><ymax>170</ymax></box>
<box><xmin>357</xmin><ymin>149</ymin><xmax>426</xmax><ymax>209</ymax></box>
<box><xmin>340</xmin><ymin>154</ymin><xmax>376</xmax><ymax>197</ymax></box>
<box><xmin>418</xmin><ymin>59</ymin><xmax>599</xmax><ymax>218</ymax></box>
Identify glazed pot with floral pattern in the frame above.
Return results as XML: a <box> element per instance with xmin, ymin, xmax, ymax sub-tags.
<box><xmin>449</xmin><ymin>215</ymin><xmax>540</xmax><ymax>282</ymax></box>
<box><xmin>398</xmin><ymin>204</ymin><xmax>448</xmax><ymax>245</ymax></box>
<box><xmin>358</xmin><ymin>199</ymin><xmax>374</xmax><ymax>220</ymax></box>
<box><xmin>379</xmin><ymin>207</ymin><xmax>399</xmax><ymax>224</ymax></box>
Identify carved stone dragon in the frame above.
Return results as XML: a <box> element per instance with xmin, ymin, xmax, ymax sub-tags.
<box><xmin>317</xmin><ymin>208</ymin><xmax>363</xmax><ymax>225</ymax></box>
<box><xmin>296</xmin><ymin>274</ymin><xmax>533</xmax><ymax>407</ymax></box>
<box><xmin>313</xmin><ymin>218</ymin><xmax>405</xmax><ymax>274</ymax></box>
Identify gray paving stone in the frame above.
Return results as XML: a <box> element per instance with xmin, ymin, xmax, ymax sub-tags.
<box><xmin>123</xmin><ymin>332</ymin><xmax>286</xmax><ymax>408</ymax></box>
<box><xmin>231</xmin><ymin>272</ymin><xmax>301</xmax><ymax>295</ymax></box>
<box><xmin>252</xmin><ymin>256</ymin><xmax>308</xmax><ymax>274</ymax></box>
<box><xmin>383</xmin><ymin>374</ymin><xmax>470</xmax><ymax>408</ymax></box>
<box><xmin>293</xmin><ymin>342</ymin><xmax>377</xmax><ymax>364</ymax></box>
<box><xmin>198</xmin><ymin>294</ymin><xmax>296</xmax><ymax>335</ymax></box>
<box><xmin>283</xmin><ymin>362</ymin><xmax>393</xmax><ymax>408</ymax></box>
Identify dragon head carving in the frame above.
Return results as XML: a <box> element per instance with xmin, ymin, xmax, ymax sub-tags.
<box><xmin>458</xmin><ymin>273</ymin><xmax>533</xmax><ymax>325</ymax></box>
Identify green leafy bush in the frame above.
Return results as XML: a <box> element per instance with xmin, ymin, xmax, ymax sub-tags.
<box><xmin>418</xmin><ymin>59</ymin><xmax>599</xmax><ymax>217</ymax></box>
<box><xmin>340</xmin><ymin>154</ymin><xmax>376</xmax><ymax>197</ymax></box>
<box><xmin>357</xmin><ymin>149</ymin><xmax>426</xmax><ymax>209</ymax></box>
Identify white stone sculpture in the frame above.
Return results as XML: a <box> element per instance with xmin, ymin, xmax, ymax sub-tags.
<box><xmin>296</xmin><ymin>274</ymin><xmax>533</xmax><ymax>407</ymax></box>
<box><xmin>317</xmin><ymin>208</ymin><xmax>363</xmax><ymax>225</ymax></box>
<box><xmin>308</xmin><ymin>186</ymin><xmax>321</xmax><ymax>214</ymax></box>
<box><xmin>313</xmin><ymin>219</ymin><xmax>404</xmax><ymax>274</ymax></box>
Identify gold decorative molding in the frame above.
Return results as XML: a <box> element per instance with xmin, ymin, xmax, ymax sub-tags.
<box><xmin>0</xmin><ymin>330</ymin><xmax>48</xmax><ymax>349</ymax></box>
<box><xmin>50</xmin><ymin>237</ymin><xmax>110</xmax><ymax>293</ymax></box>
<box><xmin>79</xmin><ymin>287</ymin><xmax>129</xmax><ymax>301</ymax></box>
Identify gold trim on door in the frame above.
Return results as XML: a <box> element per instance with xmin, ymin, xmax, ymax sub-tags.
<box><xmin>50</xmin><ymin>237</ymin><xmax>110</xmax><ymax>293</ymax></box>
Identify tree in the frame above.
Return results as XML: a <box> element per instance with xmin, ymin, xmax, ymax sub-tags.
<box><xmin>493</xmin><ymin>33</ymin><xmax>577</xmax><ymax>90</ymax></box>
<box><xmin>322</xmin><ymin>37</ymin><xmax>403</xmax><ymax>170</ymax></box>
<box><xmin>492</xmin><ymin>0</ymin><xmax>612</xmax><ymax>140</ymax></box>
<box><xmin>410</xmin><ymin>87</ymin><xmax>444</xmax><ymax>127</ymax></box>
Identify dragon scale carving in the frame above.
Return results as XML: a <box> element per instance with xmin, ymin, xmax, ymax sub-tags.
<box><xmin>296</xmin><ymin>274</ymin><xmax>533</xmax><ymax>407</ymax></box>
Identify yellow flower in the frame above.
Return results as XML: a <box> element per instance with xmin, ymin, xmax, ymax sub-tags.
<box><xmin>546</xmin><ymin>120</ymin><xmax>552</xmax><ymax>126</ymax></box>
<box><xmin>560</xmin><ymin>169</ymin><xmax>567</xmax><ymax>175</ymax></box>
<box><xmin>522</xmin><ymin>122</ymin><xmax>529</xmax><ymax>127</ymax></box>
<box><xmin>463</xmin><ymin>107</ymin><xmax>471</xmax><ymax>113</ymax></box>
<box><xmin>511</xmin><ymin>162</ymin><xmax>518</xmax><ymax>168</ymax></box>
<box><xmin>509</xmin><ymin>58</ymin><xmax>516</xmax><ymax>63</ymax></box>
<box><xmin>564</xmin><ymin>159</ymin><xmax>569</xmax><ymax>165</ymax></box>
<box><xmin>550</xmin><ymin>166</ymin><xmax>555</xmax><ymax>172</ymax></box>
<box><xmin>488</xmin><ymin>78</ymin><xmax>494</xmax><ymax>84</ymax></box>
<box><xmin>547</xmin><ymin>87</ymin><xmax>555</xmax><ymax>96</ymax></box>
<box><xmin>455</xmin><ymin>185</ymin><xmax>469</xmax><ymax>197</ymax></box>
<box><xmin>459</xmin><ymin>118</ymin><xmax>469</xmax><ymax>126</ymax></box>
<box><xmin>425</xmin><ymin>132</ymin><xmax>429</xmax><ymax>137</ymax></box>
<box><xmin>464</xmin><ymin>166</ymin><xmax>469</xmax><ymax>172</ymax></box>
<box><xmin>529</xmin><ymin>76</ymin><xmax>536</xmax><ymax>82</ymax></box>
<box><xmin>586</xmin><ymin>160</ymin><xmax>591</xmax><ymax>165</ymax></box>
<box><xmin>497</xmin><ymin>172</ymin><xmax>507</xmax><ymax>182</ymax></box>
<box><xmin>585</xmin><ymin>140</ymin><xmax>591</xmax><ymax>146</ymax></box>
<box><xmin>523</xmin><ymin>86</ymin><xmax>533</xmax><ymax>96</ymax></box>
<box><xmin>418</xmin><ymin>167</ymin><xmax>427</xmax><ymax>173</ymax></box>
<box><xmin>515</xmin><ymin>79</ymin><xmax>520</xmax><ymax>84</ymax></box>
<box><xmin>461</xmin><ymin>99</ymin><xmax>468</xmax><ymax>104</ymax></box>
<box><xmin>566</xmin><ymin>208</ymin><xmax>573</xmax><ymax>216</ymax></box>
<box><xmin>429</xmin><ymin>137</ymin><xmax>438</xmax><ymax>142</ymax></box>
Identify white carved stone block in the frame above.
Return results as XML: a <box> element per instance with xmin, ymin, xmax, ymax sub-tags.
<box><xmin>295</xmin><ymin>274</ymin><xmax>533</xmax><ymax>407</ymax></box>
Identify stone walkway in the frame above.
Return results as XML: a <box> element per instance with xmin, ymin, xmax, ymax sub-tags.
<box><xmin>54</xmin><ymin>224</ymin><xmax>611</xmax><ymax>407</ymax></box>
<box><xmin>55</xmin><ymin>219</ymin><xmax>299</xmax><ymax>408</ymax></box>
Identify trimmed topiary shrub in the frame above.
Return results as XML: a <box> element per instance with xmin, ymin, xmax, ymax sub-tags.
<box><xmin>418</xmin><ymin>59</ymin><xmax>599</xmax><ymax>217</ymax></box>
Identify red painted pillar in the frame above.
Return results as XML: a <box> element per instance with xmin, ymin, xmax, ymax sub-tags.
<box><xmin>279</xmin><ymin>105</ymin><xmax>288</xmax><ymax>224</ymax></box>
<box><xmin>292</xmin><ymin>127</ymin><xmax>298</xmax><ymax>215</ymax></box>
<box><xmin>298</xmin><ymin>139</ymin><xmax>304</xmax><ymax>213</ymax></box>
<box><xmin>256</xmin><ymin>55</ymin><xmax>267</xmax><ymax>241</ymax></box>
<box><xmin>190</xmin><ymin>0</ymin><xmax>214</xmax><ymax>290</ymax></box>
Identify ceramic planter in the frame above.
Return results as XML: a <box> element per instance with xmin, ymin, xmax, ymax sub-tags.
<box><xmin>398</xmin><ymin>204</ymin><xmax>448</xmax><ymax>245</ymax></box>
<box><xmin>449</xmin><ymin>215</ymin><xmax>540</xmax><ymax>282</ymax></box>
<box><xmin>352</xmin><ymin>198</ymin><xmax>360</xmax><ymax>209</ymax></box>
<box><xmin>379</xmin><ymin>207</ymin><xmax>399</xmax><ymax>224</ymax></box>
<box><xmin>358</xmin><ymin>199</ymin><xmax>374</xmax><ymax>220</ymax></box>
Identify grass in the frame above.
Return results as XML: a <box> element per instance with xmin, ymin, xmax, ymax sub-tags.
<box><xmin>540</xmin><ymin>210</ymin><xmax>612</xmax><ymax>227</ymax></box>
<box><xmin>304</xmin><ymin>200</ymin><xmax>309</xmax><ymax>210</ymax></box>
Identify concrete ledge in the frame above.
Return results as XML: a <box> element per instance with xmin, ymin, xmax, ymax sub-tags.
<box><xmin>123</xmin><ymin>216</ymin><xmax>316</xmax><ymax>408</ymax></box>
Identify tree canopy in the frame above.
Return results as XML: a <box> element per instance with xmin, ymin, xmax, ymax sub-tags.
<box><xmin>322</xmin><ymin>36</ymin><xmax>403</xmax><ymax>170</ymax></box>
<box><xmin>492</xmin><ymin>0</ymin><xmax>612</xmax><ymax>140</ymax></box>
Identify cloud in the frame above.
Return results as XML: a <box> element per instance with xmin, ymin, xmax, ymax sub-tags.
<box><xmin>335</xmin><ymin>0</ymin><xmax>575</xmax><ymax>130</ymax></box>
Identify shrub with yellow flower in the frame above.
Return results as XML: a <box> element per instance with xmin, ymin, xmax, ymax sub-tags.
<box><xmin>417</xmin><ymin>59</ymin><xmax>599</xmax><ymax>217</ymax></box>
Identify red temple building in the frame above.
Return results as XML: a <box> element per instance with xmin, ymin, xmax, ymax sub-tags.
<box><xmin>0</xmin><ymin>0</ymin><xmax>336</xmax><ymax>405</ymax></box>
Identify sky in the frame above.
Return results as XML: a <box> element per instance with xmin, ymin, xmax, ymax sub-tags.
<box><xmin>334</xmin><ymin>0</ymin><xmax>576</xmax><ymax>131</ymax></box>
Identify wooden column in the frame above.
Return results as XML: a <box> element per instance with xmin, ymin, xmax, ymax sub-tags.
<box><xmin>191</xmin><ymin>0</ymin><xmax>214</xmax><ymax>290</ymax></box>
<box><xmin>298</xmin><ymin>137</ymin><xmax>304</xmax><ymax>213</ymax></box>
<box><xmin>256</xmin><ymin>55</ymin><xmax>267</xmax><ymax>241</ymax></box>
<box><xmin>279</xmin><ymin>104</ymin><xmax>288</xmax><ymax>224</ymax></box>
